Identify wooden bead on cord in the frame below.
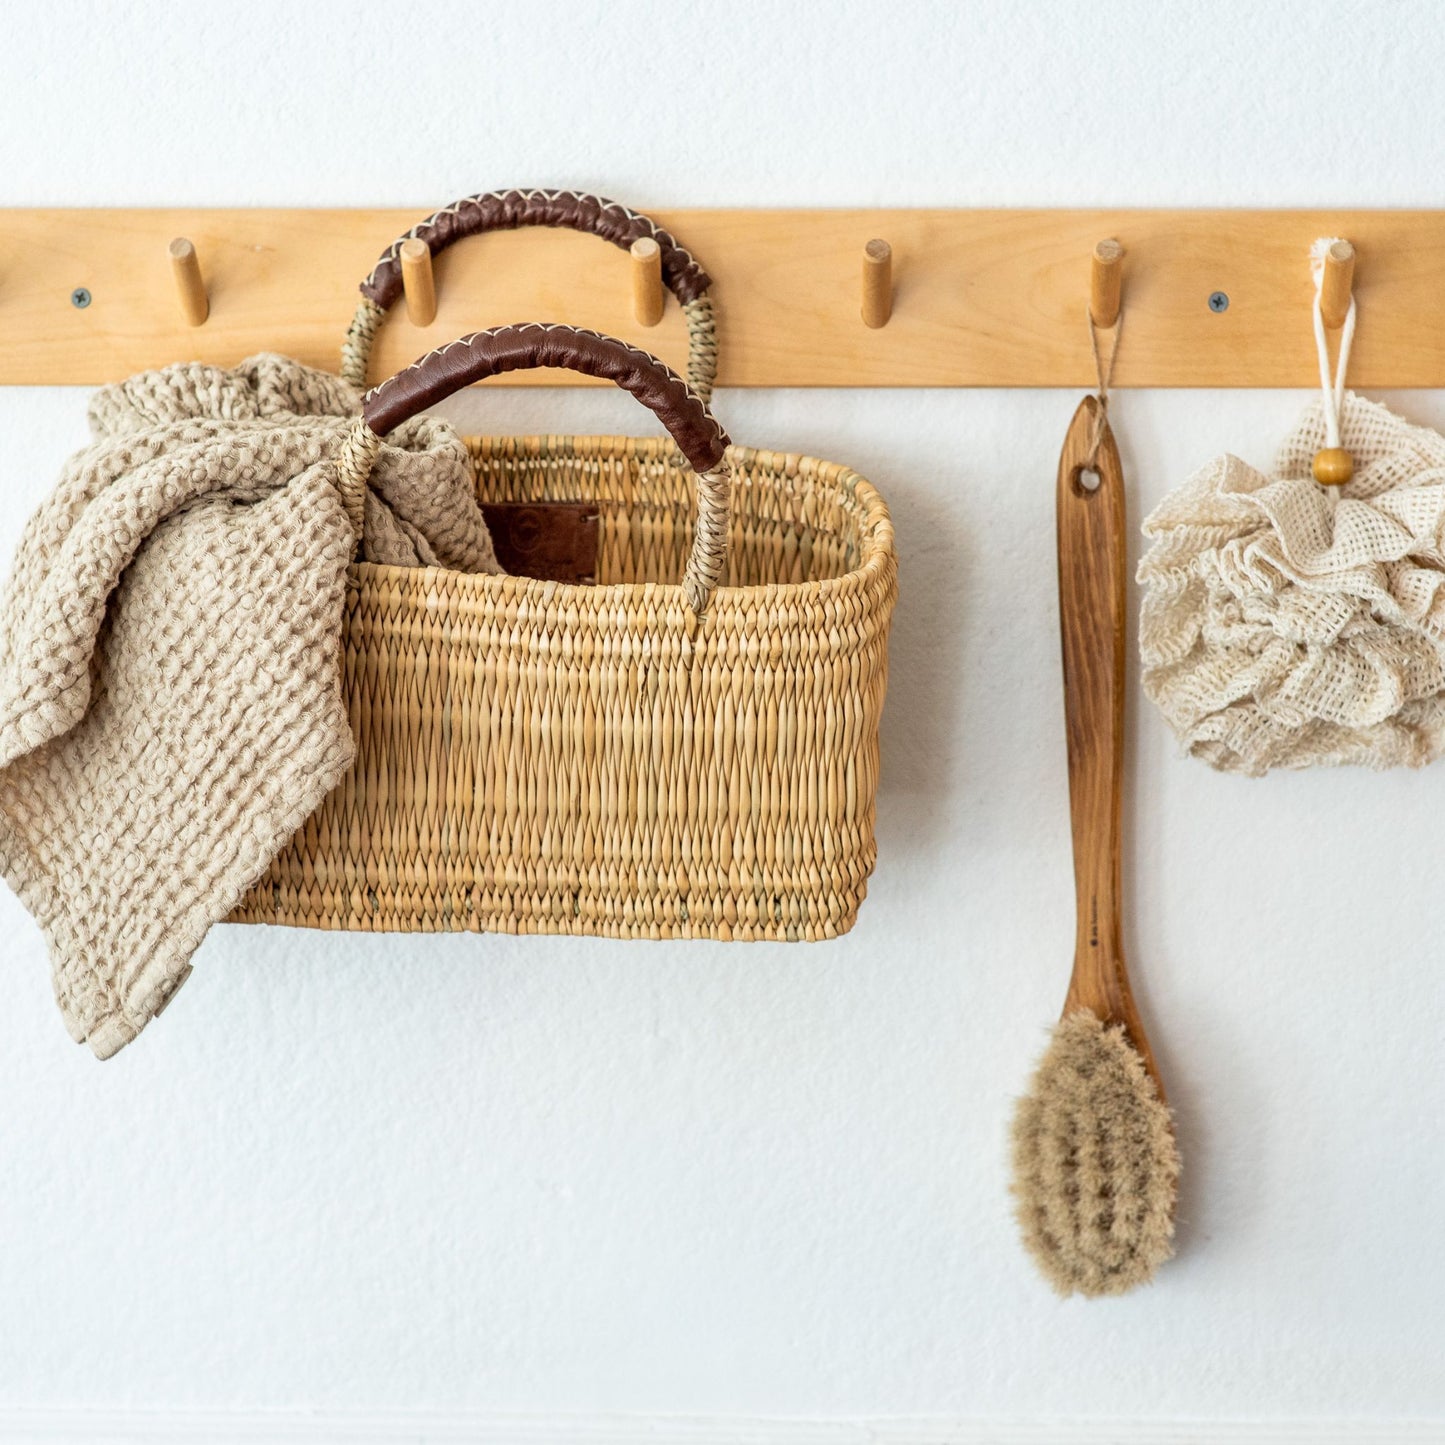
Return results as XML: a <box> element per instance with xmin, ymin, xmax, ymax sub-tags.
<box><xmin>1312</xmin><ymin>447</ymin><xmax>1354</xmax><ymax>485</ymax></box>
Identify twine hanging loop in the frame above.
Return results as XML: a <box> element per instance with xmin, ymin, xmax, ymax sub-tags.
<box><xmin>1084</xmin><ymin>306</ymin><xmax>1123</xmax><ymax>471</ymax></box>
<box><xmin>1310</xmin><ymin>237</ymin><xmax>1357</xmax><ymax>487</ymax></box>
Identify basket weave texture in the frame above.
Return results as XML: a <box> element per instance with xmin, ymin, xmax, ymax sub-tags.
<box><xmin>231</xmin><ymin>434</ymin><xmax>897</xmax><ymax>939</ymax></box>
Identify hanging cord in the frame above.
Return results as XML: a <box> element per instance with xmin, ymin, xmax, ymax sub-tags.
<box><xmin>1084</xmin><ymin>306</ymin><xmax>1123</xmax><ymax>470</ymax></box>
<box><xmin>1310</xmin><ymin>237</ymin><xmax>1357</xmax><ymax>486</ymax></box>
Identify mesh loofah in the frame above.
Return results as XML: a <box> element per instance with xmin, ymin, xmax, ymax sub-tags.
<box><xmin>1011</xmin><ymin>1012</ymin><xmax>1178</xmax><ymax>1298</ymax></box>
<box><xmin>1138</xmin><ymin>393</ymin><xmax>1445</xmax><ymax>774</ymax></box>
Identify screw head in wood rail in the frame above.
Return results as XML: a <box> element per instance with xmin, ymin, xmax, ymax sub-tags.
<box><xmin>1320</xmin><ymin>238</ymin><xmax>1355</xmax><ymax>330</ymax></box>
<box><xmin>861</xmin><ymin>238</ymin><xmax>893</xmax><ymax>328</ymax></box>
<box><xmin>1089</xmin><ymin>238</ymin><xmax>1124</xmax><ymax>328</ymax></box>
<box><xmin>399</xmin><ymin>238</ymin><xmax>438</xmax><ymax>328</ymax></box>
<box><xmin>630</xmin><ymin>237</ymin><xmax>664</xmax><ymax>327</ymax></box>
<box><xmin>167</xmin><ymin>236</ymin><xmax>208</xmax><ymax>327</ymax></box>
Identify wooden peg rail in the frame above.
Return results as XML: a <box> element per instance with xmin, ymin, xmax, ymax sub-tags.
<box><xmin>0</xmin><ymin>207</ymin><xmax>1439</xmax><ymax>388</ymax></box>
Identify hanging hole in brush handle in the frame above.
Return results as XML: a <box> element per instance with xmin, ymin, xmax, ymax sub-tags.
<box><xmin>339</xmin><ymin>324</ymin><xmax>732</xmax><ymax>617</ymax></box>
<box><xmin>341</xmin><ymin>189</ymin><xmax>718</xmax><ymax>401</ymax></box>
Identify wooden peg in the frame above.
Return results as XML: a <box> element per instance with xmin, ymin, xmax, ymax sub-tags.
<box><xmin>400</xmin><ymin>238</ymin><xmax>437</xmax><ymax>327</ymax></box>
<box><xmin>1089</xmin><ymin>239</ymin><xmax>1124</xmax><ymax>328</ymax></box>
<box><xmin>1319</xmin><ymin>239</ymin><xmax>1355</xmax><ymax>330</ymax></box>
<box><xmin>167</xmin><ymin>237</ymin><xmax>208</xmax><ymax>327</ymax></box>
<box><xmin>631</xmin><ymin>237</ymin><xmax>664</xmax><ymax>327</ymax></box>
<box><xmin>861</xmin><ymin>239</ymin><xmax>893</xmax><ymax>329</ymax></box>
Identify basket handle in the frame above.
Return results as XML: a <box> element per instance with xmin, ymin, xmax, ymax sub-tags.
<box><xmin>342</xmin><ymin>189</ymin><xmax>717</xmax><ymax>399</ymax></box>
<box><xmin>344</xmin><ymin>324</ymin><xmax>732</xmax><ymax>616</ymax></box>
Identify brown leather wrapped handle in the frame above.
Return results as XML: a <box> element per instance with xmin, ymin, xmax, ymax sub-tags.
<box><xmin>355</xmin><ymin>325</ymin><xmax>732</xmax><ymax>615</ymax></box>
<box><xmin>360</xmin><ymin>189</ymin><xmax>712</xmax><ymax>310</ymax></box>
<box><xmin>343</xmin><ymin>189</ymin><xmax>719</xmax><ymax>397</ymax></box>
<box><xmin>365</xmin><ymin>323</ymin><xmax>727</xmax><ymax>469</ymax></box>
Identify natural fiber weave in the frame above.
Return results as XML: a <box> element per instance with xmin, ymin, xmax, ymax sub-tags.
<box><xmin>256</xmin><ymin>196</ymin><xmax>891</xmax><ymax>940</ymax></box>
<box><xmin>1139</xmin><ymin>392</ymin><xmax>1445</xmax><ymax>774</ymax></box>
<box><xmin>233</xmin><ymin>435</ymin><xmax>897</xmax><ymax>938</ymax></box>
<box><xmin>0</xmin><ymin>354</ymin><xmax>501</xmax><ymax>1056</ymax></box>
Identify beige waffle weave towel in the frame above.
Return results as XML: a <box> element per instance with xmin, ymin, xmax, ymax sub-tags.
<box><xmin>1139</xmin><ymin>393</ymin><xmax>1445</xmax><ymax>775</ymax></box>
<box><xmin>0</xmin><ymin>354</ymin><xmax>500</xmax><ymax>1058</ymax></box>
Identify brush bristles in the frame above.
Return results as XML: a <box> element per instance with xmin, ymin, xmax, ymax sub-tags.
<box><xmin>1011</xmin><ymin>1011</ymin><xmax>1179</xmax><ymax>1298</ymax></box>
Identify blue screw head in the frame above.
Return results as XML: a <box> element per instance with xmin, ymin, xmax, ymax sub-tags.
<box><xmin>1208</xmin><ymin>291</ymin><xmax>1230</xmax><ymax>313</ymax></box>
<box><xmin>70</xmin><ymin>287</ymin><xmax>91</xmax><ymax>309</ymax></box>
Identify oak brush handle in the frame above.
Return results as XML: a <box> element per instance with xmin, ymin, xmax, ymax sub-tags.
<box><xmin>1056</xmin><ymin>396</ymin><xmax>1162</xmax><ymax>1089</ymax></box>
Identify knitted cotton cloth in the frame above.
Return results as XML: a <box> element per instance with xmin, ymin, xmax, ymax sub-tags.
<box><xmin>1138</xmin><ymin>392</ymin><xmax>1445</xmax><ymax>775</ymax></box>
<box><xmin>0</xmin><ymin>354</ymin><xmax>501</xmax><ymax>1058</ymax></box>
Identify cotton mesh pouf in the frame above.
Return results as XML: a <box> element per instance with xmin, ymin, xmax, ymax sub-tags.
<box><xmin>1137</xmin><ymin>238</ymin><xmax>1445</xmax><ymax>776</ymax></box>
<box><xmin>1137</xmin><ymin>393</ymin><xmax>1445</xmax><ymax>775</ymax></box>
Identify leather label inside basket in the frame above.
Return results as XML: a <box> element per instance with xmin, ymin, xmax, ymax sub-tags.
<box><xmin>481</xmin><ymin>501</ymin><xmax>600</xmax><ymax>583</ymax></box>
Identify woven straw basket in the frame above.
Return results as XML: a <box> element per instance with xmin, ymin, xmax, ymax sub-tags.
<box><xmin>232</xmin><ymin>191</ymin><xmax>897</xmax><ymax>940</ymax></box>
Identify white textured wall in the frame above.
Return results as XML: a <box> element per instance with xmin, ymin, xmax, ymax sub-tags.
<box><xmin>2</xmin><ymin>1</ymin><xmax>1444</xmax><ymax>1437</ymax></box>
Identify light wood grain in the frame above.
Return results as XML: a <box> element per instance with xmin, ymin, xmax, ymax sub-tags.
<box><xmin>1319</xmin><ymin>237</ymin><xmax>1355</xmax><ymax>330</ymax></box>
<box><xmin>0</xmin><ymin>207</ymin><xmax>1438</xmax><ymax>386</ymax></box>
<box><xmin>861</xmin><ymin>238</ymin><xmax>893</xmax><ymax>328</ymax></box>
<box><xmin>399</xmin><ymin>238</ymin><xmax>437</xmax><ymax>327</ymax></box>
<box><xmin>166</xmin><ymin>236</ymin><xmax>208</xmax><ymax>327</ymax></box>
<box><xmin>1089</xmin><ymin>238</ymin><xmax>1123</xmax><ymax>328</ymax></box>
<box><xmin>1056</xmin><ymin>396</ymin><xmax>1164</xmax><ymax>1098</ymax></box>
<box><xmin>629</xmin><ymin>237</ymin><xmax>664</xmax><ymax>328</ymax></box>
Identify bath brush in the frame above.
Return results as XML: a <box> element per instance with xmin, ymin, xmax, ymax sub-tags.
<box><xmin>1010</xmin><ymin>395</ymin><xmax>1180</xmax><ymax>1298</ymax></box>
